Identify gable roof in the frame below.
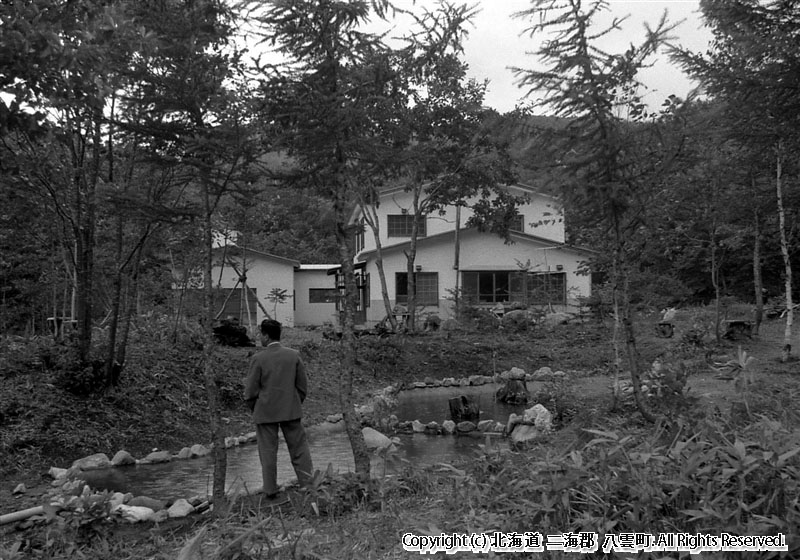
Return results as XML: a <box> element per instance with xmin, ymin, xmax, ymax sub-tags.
<box><xmin>356</xmin><ymin>227</ymin><xmax>594</xmax><ymax>260</ymax></box>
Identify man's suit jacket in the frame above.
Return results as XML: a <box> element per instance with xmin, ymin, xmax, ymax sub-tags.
<box><xmin>244</xmin><ymin>342</ymin><xmax>308</xmax><ymax>424</ymax></box>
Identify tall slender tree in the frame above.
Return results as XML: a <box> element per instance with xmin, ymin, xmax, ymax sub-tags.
<box><xmin>243</xmin><ymin>0</ymin><xmax>480</xmax><ymax>473</ymax></box>
<box><xmin>513</xmin><ymin>0</ymin><xmax>675</xmax><ymax>421</ymax></box>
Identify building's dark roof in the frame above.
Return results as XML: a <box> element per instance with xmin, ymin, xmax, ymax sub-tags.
<box><xmin>356</xmin><ymin>227</ymin><xmax>595</xmax><ymax>260</ymax></box>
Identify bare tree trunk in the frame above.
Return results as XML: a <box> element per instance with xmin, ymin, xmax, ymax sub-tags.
<box><xmin>202</xmin><ymin>179</ymin><xmax>227</xmax><ymax>511</ymax></box>
<box><xmin>453</xmin><ymin>205</ymin><xmax>461</xmax><ymax>314</ymax></box>
<box><xmin>405</xmin><ymin>182</ymin><xmax>423</xmax><ymax>332</ymax></box>
<box><xmin>710</xmin><ymin>179</ymin><xmax>722</xmax><ymax>344</ymax></box>
<box><xmin>105</xmin><ymin>215</ymin><xmax>124</xmax><ymax>386</ymax></box>
<box><xmin>752</xmin><ymin>196</ymin><xmax>763</xmax><ymax>336</ymax></box>
<box><xmin>362</xmin><ymin>203</ymin><xmax>396</xmax><ymax>330</ymax></box>
<box><xmin>610</xmin><ymin>281</ymin><xmax>623</xmax><ymax>410</ymax></box>
<box><xmin>116</xmin><ymin>242</ymin><xmax>144</xmax><ymax>370</ymax></box>
<box><xmin>711</xmin><ymin>232</ymin><xmax>721</xmax><ymax>344</ymax></box>
<box><xmin>71</xmin><ymin>112</ymin><xmax>102</xmax><ymax>364</ymax></box>
<box><xmin>335</xmin><ymin>209</ymin><xmax>370</xmax><ymax>477</ymax></box>
<box><xmin>775</xmin><ymin>146</ymin><xmax>793</xmax><ymax>362</ymax></box>
<box><xmin>612</xmin><ymin>211</ymin><xmax>655</xmax><ymax>423</ymax></box>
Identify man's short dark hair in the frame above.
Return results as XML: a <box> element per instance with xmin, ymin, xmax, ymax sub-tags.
<box><xmin>260</xmin><ymin>319</ymin><xmax>282</xmax><ymax>340</ymax></box>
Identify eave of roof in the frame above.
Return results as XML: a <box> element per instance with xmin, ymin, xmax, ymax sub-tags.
<box><xmin>356</xmin><ymin>228</ymin><xmax>595</xmax><ymax>260</ymax></box>
<box><xmin>213</xmin><ymin>244</ymin><xmax>301</xmax><ymax>267</ymax></box>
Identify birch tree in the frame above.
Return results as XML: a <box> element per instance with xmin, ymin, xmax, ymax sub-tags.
<box><xmin>673</xmin><ymin>0</ymin><xmax>800</xmax><ymax>361</ymax></box>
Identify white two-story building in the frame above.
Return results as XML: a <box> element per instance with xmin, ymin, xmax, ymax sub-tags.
<box><xmin>208</xmin><ymin>183</ymin><xmax>592</xmax><ymax>330</ymax></box>
<box><xmin>342</xmin><ymin>183</ymin><xmax>593</xmax><ymax>326</ymax></box>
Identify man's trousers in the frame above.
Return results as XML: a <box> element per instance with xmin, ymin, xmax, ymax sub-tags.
<box><xmin>255</xmin><ymin>419</ymin><xmax>313</xmax><ymax>495</ymax></box>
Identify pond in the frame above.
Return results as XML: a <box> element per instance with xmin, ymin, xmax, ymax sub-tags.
<box><xmin>81</xmin><ymin>383</ymin><xmax>530</xmax><ymax>501</ymax></box>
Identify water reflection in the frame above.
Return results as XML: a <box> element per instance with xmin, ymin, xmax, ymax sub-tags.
<box><xmin>395</xmin><ymin>384</ymin><xmax>529</xmax><ymax>424</ymax></box>
<box><xmin>85</xmin><ymin>383</ymin><xmax>529</xmax><ymax>500</ymax></box>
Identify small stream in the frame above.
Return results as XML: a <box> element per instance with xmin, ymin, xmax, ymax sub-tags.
<box><xmin>81</xmin><ymin>384</ymin><xmax>530</xmax><ymax>501</ymax></box>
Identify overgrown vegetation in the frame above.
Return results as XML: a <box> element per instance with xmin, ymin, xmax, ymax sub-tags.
<box><xmin>2</xmin><ymin>311</ymin><xmax>800</xmax><ymax>559</ymax></box>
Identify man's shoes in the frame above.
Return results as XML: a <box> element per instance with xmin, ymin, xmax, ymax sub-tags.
<box><xmin>263</xmin><ymin>491</ymin><xmax>289</xmax><ymax>506</ymax></box>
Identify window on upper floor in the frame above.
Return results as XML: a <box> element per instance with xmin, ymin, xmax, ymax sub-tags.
<box><xmin>387</xmin><ymin>214</ymin><xmax>426</xmax><ymax>237</ymax></box>
<box><xmin>355</xmin><ymin>219</ymin><xmax>365</xmax><ymax>253</ymax></box>
<box><xmin>510</xmin><ymin>214</ymin><xmax>525</xmax><ymax>233</ymax></box>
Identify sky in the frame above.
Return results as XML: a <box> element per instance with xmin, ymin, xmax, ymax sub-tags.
<box><xmin>454</xmin><ymin>0</ymin><xmax>713</xmax><ymax>112</ymax></box>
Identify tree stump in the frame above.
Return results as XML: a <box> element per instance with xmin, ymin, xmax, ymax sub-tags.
<box><xmin>495</xmin><ymin>379</ymin><xmax>530</xmax><ymax>404</ymax></box>
<box><xmin>449</xmin><ymin>395</ymin><xmax>480</xmax><ymax>423</ymax></box>
<box><xmin>655</xmin><ymin>322</ymin><xmax>674</xmax><ymax>338</ymax></box>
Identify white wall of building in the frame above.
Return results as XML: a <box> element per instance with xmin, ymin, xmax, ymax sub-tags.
<box><xmin>213</xmin><ymin>255</ymin><xmax>297</xmax><ymax>327</ymax></box>
<box><xmin>357</xmin><ymin>185</ymin><xmax>565</xmax><ymax>257</ymax></box>
<box><xmin>362</xmin><ymin>229</ymin><xmax>590</xmax><ymax>326</ymax></box>
<box><xmin>294</xmin><ymin>267</ymin><xmax>339</xmax><ymax>327</ymax></box>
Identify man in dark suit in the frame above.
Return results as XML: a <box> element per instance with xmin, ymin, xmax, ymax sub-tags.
<box><xmin>244</xmin><ymin>319</ymin><xmax>313</xmax><ymax>502</ymax></box>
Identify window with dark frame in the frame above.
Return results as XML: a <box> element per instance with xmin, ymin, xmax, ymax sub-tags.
<box><xmin>308</xmin><ymin>288</ymin><xmax>339</xmax><ymax>304</ymax></box>
<box><xmin>395</xmin><ymin>272</ymin><xmax>438</xmax><ymax>306</ymax></box>
<box><xmin>510</xmin><ymin>214</ymin><xmax>525</xmax><ymax>233</ymax></box>
<box><xmin>355</xmin><ymin>219</ymin><xmax>365</xmax><ymax>253</ymax></box>
<box><xmin>387</xmin><ymin>214</ymin><xmax>426</xmax><ymax>237</ymax></box>
<box><xmin>526</xmin><ymin>272</ymin><xmax>566</xmax><ymax>305</ymax></box>
<box><xmin>461</xmin><ymin>271</ymin><xmax>566</xmax><ymax>305</ymax></box>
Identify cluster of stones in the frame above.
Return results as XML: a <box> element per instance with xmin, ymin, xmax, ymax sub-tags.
<box><xmin>11</xmin><ymin>433</ymin><xmax>261</xmax><ymax>525</ymax></box>
<box><xmin>316</xmin><ymin>366</ymin><xmax>561</xmax><ymax>450</ymax></box>
<box><xmin>312</xmin><ymin>367</ymin><xmax>566</xmax><ymax>439</ymax></box>
<box><xmin>395</xmin><ymin>418</ymin><xmax>506</xmax><ymax>436</ymax></box>
<box><xmin>44</xmin><ymin>476</ymin><xmax>206</xmax><ymax>523</ymax></box>
<box><xmin>389</xmin><ymin>367</ymin><xmax>562</xmax><ymax>440</ymax></box>
<box><xmin>12</xmin><ymin>367</ymin><xmax>563</xmax><ymax>523</ymax></box>
<box><xmin>392</xmin><ymin>403</ymin><xmax>554</xmax><ymax>448</ymax></box>
<box><xmin>402</xmin><ymin>366</ymin><xmax>567</xmax><ymax>389</ymax></box>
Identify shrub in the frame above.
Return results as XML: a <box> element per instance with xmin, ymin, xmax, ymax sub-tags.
<box><xmin>441</xmin><ymin>417</ymin><xmax>800</xmax><ymax>559</ymax></box>
<box><xmin>530</xmin><ymin>377</ymin><xmax>583</xmax><ymax>426</ymax></box>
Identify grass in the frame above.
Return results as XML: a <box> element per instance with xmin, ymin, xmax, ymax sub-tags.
<box><xmin>2</xmin><ymin>307</ymin><xmax>800</xmax><ymax>559</ymax></box>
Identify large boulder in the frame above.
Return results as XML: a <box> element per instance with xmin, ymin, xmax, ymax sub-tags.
<box><xmin>189</xmin><ymin>444</ymin><xmax>211</xmax><ymax>458</ymax></box>
<box><xmin>362</xmin><ymin>427</ymin><xmax>393</xmax><ymax>450</ymax></box>
<box><xmin>71</xmin><ymin>453</ymin><xmax>111</xmax><ymax>471</ymax></box>
<box><xmin>142</xmin><ymin>450</ymin><xmax>172</xmax><ymax>464</ymax></box>
<box><xmin>167</xmin><ymin>498</ymin><xmax>195</xmax><ymax>518</ymax></box>
<box><xmin>523</xmin><ymin>404</ymin><xmax>553</xmax><ymax>432</ymax></box>
<box><xmin>111</xmin><ymin>450</ymin><xmax>136</xmax><ymax>466</ymax></box>
<box><xmin>113</xmin><ymin>504</ymin><xmax>155</xmax><ymax>523</ymax></box>
<box><xmin>49</xmin><ymin>467</ymin><xmax>68</xmax><ymax>480</ymax></box>
<box><xmin>456</xmin><ymin>421</ymin><xmax>477</xmax><ymax>433</ymax></box>
<box><xmin>501</xmin><ymin>309</ymin><xmax>534</xmax><ymax>331</ymax></box>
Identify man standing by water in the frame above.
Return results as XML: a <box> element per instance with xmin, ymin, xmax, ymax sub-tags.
<box><xmin>244</xmin><ymin>319</ymin><xmax>313</xmax><ymax>503</ymax></box>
